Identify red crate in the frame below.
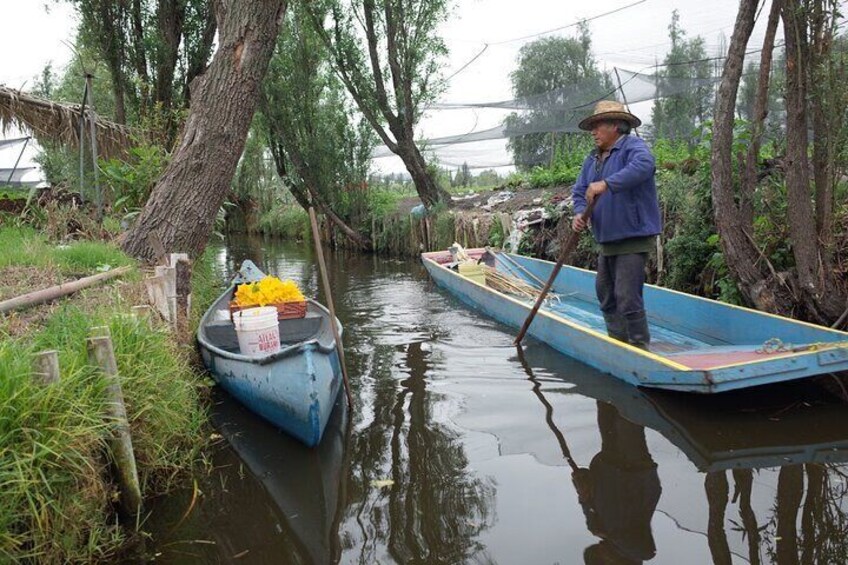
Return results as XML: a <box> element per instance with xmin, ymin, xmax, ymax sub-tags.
<box><xmin>229</xmin><ymin>300</ymin><xmax>307</xmax><ymax>320</ymax></box>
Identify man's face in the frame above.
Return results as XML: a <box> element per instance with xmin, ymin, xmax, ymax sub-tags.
<box><xmin>590</xmin><ymin>120</ymin><xmax>619</xmax><ymax>151</ymax></box>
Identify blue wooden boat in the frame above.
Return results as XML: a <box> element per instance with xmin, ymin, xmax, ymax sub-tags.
<box><xmin>422</xmin><ymin>249</ymin><xmax>848</xmax><ymax>393</ymax></box>
<box><xmin>197</xmin><ymin>260</ymin><xmax>343</xmax><ymax>446</ymax></box>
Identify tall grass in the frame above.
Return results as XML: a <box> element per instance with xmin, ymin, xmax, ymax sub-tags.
<box><xmin>0</xmin><ymin>227</ymin><xmax>209</xmax><ymax>562</ymax></box>
<box><xmin>0</xmin><ymin>226</ymin><xmax>134</xmax><ymax>272</ymax></box>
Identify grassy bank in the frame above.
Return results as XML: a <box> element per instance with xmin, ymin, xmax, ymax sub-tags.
<box><xmin>0</xmin><ymin>225</ymin><xmax>215</xmax><ymax>562</ymax></box>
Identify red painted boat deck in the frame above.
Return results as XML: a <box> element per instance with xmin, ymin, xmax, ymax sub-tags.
<box><xmin>667</xmin><ymin>349</ymin><xmax>795</xmax><ymax>370</ymax></box>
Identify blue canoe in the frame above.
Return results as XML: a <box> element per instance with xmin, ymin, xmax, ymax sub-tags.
<box><xmin>197</xmin><ymin>260</ymin><xmax>343</xmax><ymax>446</ymax></box>
<box><xmin>422</xmin><ymin>249</ymin><xmax>848</xmax><ymax>393</ymax></box>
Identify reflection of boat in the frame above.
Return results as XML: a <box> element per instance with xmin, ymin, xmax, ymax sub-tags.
<box><xmin>211</xmin><ymin>389</ymin><xmax>348</xmax><ymax>565</ymax></box>
<box><xmin>197</xmin><ymin>260</ymin><xmax>343</xmax><ymax>446</ymax></box>
<box><xmin>422</xmin><ymin>249</ymin><xmax>848</xmax><ymax>393</ymax></box>
<box><xmin>519</xmin><ymin>344</ymin><xmax>848</xmax><ymax>473</ymax></box>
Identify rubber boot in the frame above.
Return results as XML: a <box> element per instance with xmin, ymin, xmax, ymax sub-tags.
<box><xmin>625</xmin><ymin>313</ymin><xmax>651</xmax><ymax>350</ymax></box>
<box><xmin>603</xmin><ymin>313</ymin><xmax>629</xmax><ymax>343</ymax></box>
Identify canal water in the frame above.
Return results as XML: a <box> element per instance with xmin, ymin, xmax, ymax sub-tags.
<box><xmin>147</xmin><ymin>235</ymin><xmax>848</xmax><ymax>564</ymax></box>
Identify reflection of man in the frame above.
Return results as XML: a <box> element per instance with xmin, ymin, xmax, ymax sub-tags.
<box><xmin>572</xmin><ymin>402</ymin><xmax>661</xmax><ymax>564</ymax></box>
<box><xmin>571</xmin><ymin>101</ymin><xmax>661</xmax><ymax>350</ymax></box>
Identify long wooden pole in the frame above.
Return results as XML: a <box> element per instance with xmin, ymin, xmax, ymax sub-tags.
<box><xmin>514</xmin><ymin>199</ymin><xmax>596</xmax><ymax>346</ymax></box>
<box><xmin>0</xmin><ymin>266</ymin><xmax>132</xmax><ymax>314</ymax></box>
<box><xmin>309</xmin><ymin>207</ymin><xmax>353</xmax><ymax>413</ymax></box>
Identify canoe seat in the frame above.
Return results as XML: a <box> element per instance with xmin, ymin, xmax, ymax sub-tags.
<box><xmin>278</xmin><ymin>313</ymin><xmax>323</xmax><ymax>343</ymax></box>
<box><xmin>205</xmin><ymin>313</ymin><xmax>324</xmax><ymax>352</ymax></box>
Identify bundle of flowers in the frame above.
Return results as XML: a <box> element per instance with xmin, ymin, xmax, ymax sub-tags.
<box><xmin>230</xmin><ymin>276</ymin><xmax>307</xmax><ymax>319</ymax></box>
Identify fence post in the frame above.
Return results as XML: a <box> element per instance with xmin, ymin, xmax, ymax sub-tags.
<box><xmin>87</xmin><ymin>335</ymin><xmax>142</xmax><ymax>517</ymax></box>
<box><xmin>32</xmin><ymin>350</ymin><xmax>60</xmax><ymax>385</ymax></box>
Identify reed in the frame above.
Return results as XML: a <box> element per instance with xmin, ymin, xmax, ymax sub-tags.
<box><xmin>0</xmin><ymin>227</ymin><xmax>209</xmax><ymax>562</ymax></box>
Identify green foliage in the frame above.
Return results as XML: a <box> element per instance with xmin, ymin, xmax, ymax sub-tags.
<box><xmin>100</xmin><ymin>142</ymin><xmax>169</xmax><ymax>218</ymax></box>
<box><xmin>0</xmin><ymin>226</ymin><xmax>127</xmax><ymax>271</ymax></box>
<box><xmin>651</xmin><ymin>10</ymin><xmax>713</xmax><ymax>143</ymax></box>
<box><xmin>487</xmin><ymin>218</ymin><xmax>506</xmax><ymax>248</ymax></box>
<box><xmin>367</xmin><ymin>188</ymin><xmax>404</xmax><ymax>220</ymax></box>
<box><xmin>431</xmin><ymin>212</ymin><xmax>456</xmax><ymax>250</ymax></box>
<box><xmin>262</xmin><ymin>2</ymin><xmax>376</xmax><ymax>230</ymax></box>
<box><xmin>258</xmin><ymin>205</ymin><xmax>311</xmax><ymax>241</ymax></box>
<box><xmin>310</xmin><ymin>0</ymin><xmax>451</xmax><ymax>206</ymax></box>
<box><xmin>652</xmin><ymin>138</ymin><xmax>692</xmax><ymax>166</ymax></box>
<box><xmin>0</xmin><ymin>227</ymin><xmax>208</xmax><ymax>562</ymax></box>
<box><xmin>703</xmin><ymin>235</ymin><xmax>745</xmax><ymax>304</ymax></box>
<box><xmin>232</xmin><ymin>122</ymin><xmax>280</xmax><ymax>212</ymax></box>
<box><xmin>504</xmin><ymin>171</ymin><xmax>527</xmax><ymax>189</ymax></box>
<box><xmin>506</xmin><ymin>27</ymin><xmax>612</xmax><ymax>170</ymax></box>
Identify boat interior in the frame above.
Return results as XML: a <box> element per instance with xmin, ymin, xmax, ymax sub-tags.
<box><xmin>423</xmin><ymin>249</ymin><xmax>847</xmax><ymax>372</ymax></box>
<box><xmin>201</xmin><ymin>289</ymin><xmax>328</xmax><ymax>354</ymax></box>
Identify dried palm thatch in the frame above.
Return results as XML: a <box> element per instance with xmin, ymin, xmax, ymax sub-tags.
<box><xmin>0</xmin><ymin>86</ymin><xmax>134</xmax><ymax>159</ymax></box>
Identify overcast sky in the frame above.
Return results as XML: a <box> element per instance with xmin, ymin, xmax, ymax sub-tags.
<box><xmin>0</xmin><ymin>0</ymin><xmax>780</xmax><ymax>175</ymax></box>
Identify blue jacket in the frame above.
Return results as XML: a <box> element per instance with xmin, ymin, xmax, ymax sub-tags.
<box><xmin>572</xmin><ymin>135</ymin><xmax>662</xmax><ymax>244</ymax></box>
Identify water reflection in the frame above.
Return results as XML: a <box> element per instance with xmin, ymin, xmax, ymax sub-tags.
<box><xmin>575</xmin><ymin>402</ymin><xmax>661</xmax><ymax>565</ymax></box>
<box><xmin>148</xmin><ymin>236</ymin><xmax>848</xmax><ymax>564</ymax></box>
<box><xmin>339</xmin><ymin>339</ymin><xmax>496</xmax><ymax>563</ymax></box>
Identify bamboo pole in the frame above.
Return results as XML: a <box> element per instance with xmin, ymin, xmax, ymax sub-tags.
<box><xmin>32</xmin><ymin>350</ymin><xmax>60</xmax><ymax>385</ymax></box>
<box><xmin>309</xmin><ymin>207</ymin><xmax>354</xmax><ymax>414</ymax></box>
<box><xmin>87</xmin><ymin>335</ymin><xmax>142</xmax><ymax>517</ymax></box>
<box><xmin>515</xmin><ymin>199</ymin><xmax>596</xmax><ymax>346</ymax></box>
<box><xmin>85</xmin><ymin>74</ymin><xmax>103</xmax><ymax>222</ymax></box>
<box><xmin>0</xmin><ymin>266</ymin><xmax>132</xmax><ymax>314</ymax></box>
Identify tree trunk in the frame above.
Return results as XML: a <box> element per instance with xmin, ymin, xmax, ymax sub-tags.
<box><xmin>183</xmin><ymin>4</ymin><xmax>218</xmax><ymax>104</ymax></box>
<box><xmin>781</xmin><ymin>0</ymin><xmax>845</xmax><ymax>321</ymax></box>
<box><xmin>153</xmin><ymin>0</ymin><xmax>185</xmax><ymax>113</ymax></box>
<box><xmin>312</xmin><ymin>1</ymin><xmax>451</xmax><ymax>209</ymax></box>
<box><xmin>711</xmin><ymin>0</ymin><xmax>792</xmax><ymax>314</ymax></box>
<box><xmin>130</xmin><ymin>0</ymin><xmax>150</xmax><ymax>108</ymax></box>
<box><xmin>268</xmin><ymin>130</ymin><xmax>372</xmax><ymax>250</ymax></box>
<box><xmin>809</xmin><ymin>0</ymin><xmax>833</xmax><ymax>263</ymax></box>
<box><xmin>120</xmin><ymin>0</ymin><xmax>288</xmax><ymax>262</ymax></box>
<box><xmin>398</xmin><ymin>140</ymin><xmax>450</xmax><ymax>209</ymax></box>
<box><xmin>742</xmin><ymin>0</ymin><xmax>781</xmax><ymax>226</ymax></box>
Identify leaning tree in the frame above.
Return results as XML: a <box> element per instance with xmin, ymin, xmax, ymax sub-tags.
<box><xmin>120</xmin><ymin>0</ymin><xmax>288</xmax><ymax>262</ymax></box>
<box><xmin>306</xmin><ymin>0</ymin><xmax>452</xmax><ymax>208</ymax></box>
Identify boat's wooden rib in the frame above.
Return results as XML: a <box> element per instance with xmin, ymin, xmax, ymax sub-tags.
<box><xmin>422</xmin><ymin>249</ymin><xmax>848</xmax><ymax>393</ymax></box>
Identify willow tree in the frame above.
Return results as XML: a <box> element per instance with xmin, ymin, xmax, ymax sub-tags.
<box><xmin>712</xmin><ymin>0</ymin><xmax>847</xmax><ymax>324</ymax></box>
<box><xmin>120</xmin><ymin>1</ymin><xmax>287</xmax><ymax>262</ymax></box>
<box><xmin>505</xmin><ymin>28</ymin><xmax>612</xmax><ymax>170</ymax></box>
<box><xmin>306</xmin><ymin>0</ymin><xmax>451</xmax><ymax>208</ymax></box>
<box><xmin>69</xmin><ymin>0</ymin><xmax>217</xmax><ymax>133</ymax></box>
<box><xmin>261</xmin><ymin>2</ymin><xmax>374</xmax><ymax>249</ymax></box>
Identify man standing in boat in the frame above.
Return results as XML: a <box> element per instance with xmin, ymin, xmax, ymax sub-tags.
<box><xmin>571</xmin><ymin>101</ymin><xmax>661</xmax><ymax>350</ymax></box>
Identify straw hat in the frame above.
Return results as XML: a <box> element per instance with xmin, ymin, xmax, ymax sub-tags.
<box><xmin>578</xmin><ymin>100</ymin><xmax>641</xmax><ymax>131</ymax></box>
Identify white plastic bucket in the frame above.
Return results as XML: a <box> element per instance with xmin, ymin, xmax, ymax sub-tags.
<box><xmin>233</xmin><ymin>306</ymin><xmax>280</xmax><ymax>356</ymax></box>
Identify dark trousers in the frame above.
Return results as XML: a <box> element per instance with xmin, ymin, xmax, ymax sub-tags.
<box><xmin>596</xmin><ymin>253</ymin><xmax>650</xmax><ymax>346</ymax></box>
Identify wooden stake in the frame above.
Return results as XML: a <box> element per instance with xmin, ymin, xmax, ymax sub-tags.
<box><xmin>87</xmin><ymin>335</ymin><xmax>142</xmax><ymax>517</ymax></box>
<box><xmin>173</xmin><ymin>255</ymin><xmax>192</xmax><ymax>335</ymax></box>
<box><xmin>131</xmin><ymin>304</ymin><xmax>153</xmax><ymax>327</ymax></box>
<box><xmin>309</xmin><ymin>207</ymin><xmax>354</xmax><ymax>414</ymax></box>
<box><xmin>32</xmin><ymin>350</ymin><xmax>60</xmax><ymax>385</ymax></box>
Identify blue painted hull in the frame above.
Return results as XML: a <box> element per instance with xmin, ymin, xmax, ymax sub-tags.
<box><xmin>197</xmin><ymin>261</ymin><xmax>343</xmax><ymax>447</ymax></box>
<box><xmin>199</xmin><ymin>340</ymin><xmax>342</xmax><ymax>447</ymax></box>
<box><xmin>422</xmin><ymin>250</ymin><xmax>848</xmax><ymax>393</ymax></box>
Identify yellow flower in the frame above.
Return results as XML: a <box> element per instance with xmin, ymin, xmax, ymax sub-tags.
<box><xmin>234</xmin><ymin>276</ymin><xmax>305</xmax><ymax>307</ymax></box>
